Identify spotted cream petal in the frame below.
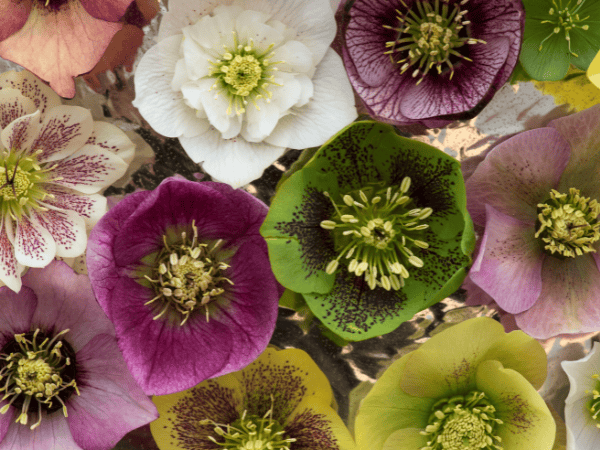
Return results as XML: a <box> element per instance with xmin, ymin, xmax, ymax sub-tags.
<box><xmin>32</xmin><ymin>207</ymin><xmax>87</xmax><ymax>258</ymax></box>
<box><xmin>1</xmin><ymin>109</ymin><xmax>42</xmax><ymax>153</ymax></box>
<box><xmin>30</xmin><ymin>105</ymin><xmax>94</xmax><ymax>163</ymax></box>
<box><xmin>39</xmin><ymin>184</ymin><xmax>107</xmax><ymax>230</ymax></box>
<box><xmin>0</xmin><ymin>70</ymin><xmax>62</xmax><ymax>119</ymax></box>
<box><xmin>0</xmin><ymin>217</ymin><xmax>22</xmax><ymax>292</ymax></box>
<box><xmin>14</xmin><ymin>212</ymin><xmax>56</xmax><ymax>268</ymax></box>
<box><xmin>0</xmin><ymin>88</ymin><xmax>36</xmax><ymax>130</ymax></box>
<box><xmin>84</xmin><ymin>121</ymin><xmax>135</xmax><ymax>165</ymax></box>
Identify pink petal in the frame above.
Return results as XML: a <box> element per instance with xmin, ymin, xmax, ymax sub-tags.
<box><xmin>0</xmin><ymin>413</ymin><xmax>79</xmax><ymax>450</ymax></box>
<box><xmin>0</xmin><ymin>2</ymin><xmax>122</xmax><ymax>98</ymax></box>
<box><xmin>0</xmin><ymin>285</ymin><xmax>36</xmax><ymax>343</ymax></box>
<box><xmin>515</xmin><ymin>254</ymin><xmax>600</xmax><ymax>339</ymax></box>
<box><xmin>0</xmin><ymin>0</ymin><xmax>31</xmax><ymax>41</ymax></box>
<box><xmin>469</xmin><ymin>205</ymin><xmax>544</xmax><ymax>314</ymax></box>
<box><xmin>466</xmin><ymin>127</ymin><xmax>571</xmax><ymax>226</ymax></box>
<box><xmin>32</xmin><ymin>208</ymin><xmax>86</xmax><ymax>258</ymax></box>
<box><xmin>0</xmin><ymin>70</ymin><xmax>62</xmax><ymax>118</ymax></box>
<box><xmin>45</xmin><ymin>146</ymin><xmax>128</xmax><ymax>194</ymax></box>
<box><xmin>14</xmin><ymin>213</ymin><xmax>55</xmax><ymax>267</ymax></box>
<box><xmin>24</xmin><ymin>261</ymin><xmax>115</xmax><ymax>350</ymax></box>
<box><xmin>1</xmin><ymin>109</ymin><xmax>41</xmax><ymax>152</ymax></box>
<box><xmin>67</xmin><ymin>334</ymin><xmax>157</xmax><ymax>450</ymax></box>
<box><xmin>79</xmin><ymin>0</ymin><xmax>133</xmax><ymax>22</ymax></box>
<box><xmin>85</xmin><ymin>121</ymin><xmax>135</xmax><ymax>165</ymax></box>
<box><xmin>0</xmin><ymin>88</ymin><xmax>36</xmax><ymax>130</ymax></box>
<box><xmin>31</xmin><ymin>105</ymin><xmax>94</xmax><ymax>163</ymax></box>
<box><xmin>40</xmin><ymin>184</ymin><xmax>107</xmax><ymax>228</ymax></box>
<box><xmin>0</xmin><ymin>218</ymin><xmax>22</xmax><ymax>292</ymax></box>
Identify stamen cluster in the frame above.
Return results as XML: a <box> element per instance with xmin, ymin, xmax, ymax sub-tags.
<box><xmin>321</xmin><ymin>177</ymin><xmax>432</xmax><ymax>291</ymax></box>
<box><xmin>535</xmin><ymin>187</ymin><xmax>600</xmax><ymax>258</ymax></box>
<box><xmin>383</xmin><ymin>0</ymin><xmax>486</xmax><ymax>84</ymax></box>
<box><xmin>145</xmin><ymin>222</ymin><xmax>233</xmax><ymax>325</ymax></box>
<box><xmin>587</xmin><ymin>373</ymin><xmax>600</xmax><ymax>428</ymax></box>
<box><xmin>539</xmin><ymin>0</ymin><xmax>590</xmax><ymax>56</ymax></box>
<box><xmin>420</xmin><ymin>391</ymin><xmax>503</xmax><ymax>450</ymax></box>
<box><xmin>0</xmin><ymin>329</ymin><xmax>79</xmax><ymax>430</ymax></box>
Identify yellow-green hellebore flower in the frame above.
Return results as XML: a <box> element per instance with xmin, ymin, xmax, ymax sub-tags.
<box><xmin>588</xmin><ymin>50</ymin><xmax>600</xmax><ymax>89</ymax></box>
<box><xmin>355</xmin><ymin>317</ymin><xmax>556</xmax><ymax>450</ymax></box>
<box><xmin>150</xmin><ymin>347</ymin><xmax>356</xmax><ymax>450</ymax></box>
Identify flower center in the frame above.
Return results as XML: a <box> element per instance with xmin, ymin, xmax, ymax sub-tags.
<box><xmin>321</xmin><ymin>177</ymin><xmax>432</xmax><ymax>290</ymax></box>
<box><xmin>144</xmin><ymin>222</ymin><xmax>234</xmax><ymax>326</ymax></box>
<box><xmin>534</xmin><ymin>187</ymin><xmax>600</xmax><ymax>258</ymax></box>
<box><xmin>0</xmin><ymin>329</ymin><xmax>79</xmax><ymax>430</ymax></box>
<box><xmin>587</xmin><ymin>373</ymin><xmax>600</xmax><ymax>427</ymax></box>
<box><xmin>538</xmin><ymin>0</ymin><xmax>590</xmax><ymax>56</ymax></box>
<box><xmin>420</xmin><ymin>391</ymin><xmax>503</xmax><ymax>450</ymax></box>
<box><xmin>202</xmin><ymin>407</ymin><xmax>296</xmax><ymax>450</ymax></box>
<box><xmin>384</xmin><ymin>0</ymin><xmax>486</xmax><ymax>84</ymax></box>
<box><xmin>209</xmin><ymin>32</ymin><xmax>282</xmax><ymax>115</ymax></box>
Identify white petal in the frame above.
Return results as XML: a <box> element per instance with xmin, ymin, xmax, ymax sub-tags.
<box><xmin>40</xmin><ymin>184</ymin><xmax>107</xmax><ymax>230</ymax></box>
<box><xmin>270</xmin><ymin>71</ymin><xmax>302</xmax><ymax>114</ymax></box>
<box><xmin>85</xmin><ymin>121</ymin><xmax>136</xmax><ymax>165</ymax></box>
<box><xmin>171</xmin><ymin>58</ymin><xmax>189</xmax><ymax>91</ymax></box>
<box><xmin>235</xmin><ymin>15</ymin><xmax>284</xmax><ymax>53</ymax></box>
<box><xmin>31</xmin><ymin>105</ymin><xmax>94</xmax><ymax>163</ymax></box>
<box><xmin>0</xmin><ymin>70</ymin><xmax>62</xmax><ymax>119</ymax></box>
<box><xmin>295</xmin><ymin>74</ymin><xmax>314</xmax><ymax>107</ymax></box>
<box><xmin>33</xmin><ymin>207</ymin><xmax>86</xmax><ymax>258</ymax></box>
<box><xmin>180</xmin><ymin>82</ymin><xmax>209</xmax><ymax>118</ymax></box>
<box><xmin>196</xmin><ymin>78</ymin><xmax>240</xmax><ymax>137</ymax></box>
<box><xmin>182</xmin><ymin>38</ymin><xmax>212</xmax><ymax>80</ymax></box>
<box><xmin>133</xmin><ymin>34</ymin><xmax>206</xmax><ymax>139</ymax></box>
<box><xmin>183</xmin><ymin>8</ymin><xmax>237</xmax><ymax>51</ymax></box>
<box><xmin>0</xmin><ymin>218</ymin><xmax>22</xmax><ymax>293</ymax></box>
<box><xmin>271</xmin><ymin>40</ymin><xmax>314</xmax><ymax>73</ymax></box>
<box><xmin>14</xmin><ymin>213</ymin><xmax>56</xmax><ymax>268</ymax></box>
<box><xmin>242</xmin><ymin>101</ymin><xmax>281</xmax><ymax>142</ymax></box>
<box><xmin>0</xmin><ymin>88</ymin><xmax>36</xmax><ymax>130</ymax></box>
<box><xmin>179</xmin><ymin>126</ymin><xmax>286</xmax><ymax>188</ymax></box>
<box><xmin>157</xmin><ymin>0</ymin><xmax>227</xmax><ymax>43</ymax></box>
<box><xmin>1</xmin><ymin>110</ymin><xmax>42</xmax><ymax>153</ymax></box>
<box><xmin>265</xmin><ymin>49</ymin><xmax>357</xmax><ymax>149</ymax></box>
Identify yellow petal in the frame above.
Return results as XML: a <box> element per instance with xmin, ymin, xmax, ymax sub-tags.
<box><xmin>588</xmin><ymin>50</ymin><xmax>600</xmax><ymax>89</ymax></box>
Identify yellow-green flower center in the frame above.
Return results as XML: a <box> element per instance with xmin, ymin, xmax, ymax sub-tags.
<box><xmin>539</xmin><ymin>0</ymin><xmax>590</xmax><ymax>56</ymax></box>
<box><xmin>145</xmin><ymin>222</ymin><xmax>234</xmax><ymax>326</ymax></box>
<box><xmin>0</xmin><ymin>329</ymin><xmax>79</xmax><ymax>430</ymax></box>
<box><xmin>384</xmin><ymin>0</ymin><xmax>486</xmax><ymax>84</ymax></box>
<box><xmin>587</xmin><ymin>373</ymin><xmax>600</xmax><ymax>427</ymax></box>
<box><xmin>420</xmin><ymin>391</ymin><xmax>503</xmax><ymax>450</ymax></box>
<box><xmin>321</xmin><ymin>177</ymin><xmax>432</xmax><ymax>291</ymax></box>
<box><xmin>534</xmin><ymin>187</ymin><xmax>600</xmax><ymax>258</ymax></box>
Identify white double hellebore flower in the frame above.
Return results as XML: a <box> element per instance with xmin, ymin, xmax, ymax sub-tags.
<box><xmin>0</xmin><ymin>70</ymin><xmax>132</xmax><ymax>292</ymax></box>
<box><xmin>133</xmin><ymin>0</ymin><xmax>358</xmax><ymax>188</ymax></box>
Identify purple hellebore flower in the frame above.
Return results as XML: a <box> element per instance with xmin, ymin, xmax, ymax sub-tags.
<box><xmin>86</xmin><ymin>177</ymin><xmax>281</xmax><ymax>396</ymax></box>
<box><xmin>337</xmin><ymin>0</ymin><xmax>524</xmax><ymax>126</ymax></box>
<box><xmin>0</xmin><ymin>260</ymin><xmax>157</xmax><ymax>450</ymax></box>
<box><xmin>465</xmin><ymin>104</ymin><xmax>600</xmax><ymax>339</ymax></box>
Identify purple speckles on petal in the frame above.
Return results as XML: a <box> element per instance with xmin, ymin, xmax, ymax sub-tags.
<box><xmin>14</xmin><ymin>213</ymin><xmax>55</xmax><ymax>268</ymax></box>
<box><xmin>0</xmin><ymin>89</ymin><xmax>36</xmax><ymax>129</ymax></box>
<box><xmin>33</xmin><ymin>208</ymin><xmax>86</xmax><ymax>258</ymax></box>
<box><xmin>41</xmin><ymin>184</ymin><xmax>107</xmax><ymax>223</ymax></box>
<box><xmin>1</xmin><ymin>110</ymin><xmax>42</xmax><ymax>152</ymax></box>
<box><xmin>0</xmin><ymin>218</ymin><xmax>21</xmax><ymax>292</ymax></box>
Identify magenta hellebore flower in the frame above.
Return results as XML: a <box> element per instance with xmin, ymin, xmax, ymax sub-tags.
<box><xmin>0</xmin><ymin>261</ymin><xmax>157</xmax><ymax>450</ymax></box>
<box><xmin>86</xmin><ymin>177</ymin><xmax>280</xmax><ymax>396</ymax></box>
<box><xmin>337</xmin><ymin>0</ymin><xmax>525</xmax><ymax>126</ymax></box>
<box><xmin>465</xmin><ymin>104</ymin><xmax>600</xmax><ymax>339</ymax></box>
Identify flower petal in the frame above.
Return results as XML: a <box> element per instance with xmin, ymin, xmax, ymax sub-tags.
<box><xmin>67</xmin><ymin>333</ymin><xmax>158</xmax><ymax>450</ymax></box>
<box><xmin>0</xmin><ymin>284</ymin><xmax>36</xmax><ymax>344</ymax></box>
<box><xmin>14</xmin><ymin>213</ymin><xmax>55</xmax><ymax>267</ymax></box>
<box><xmin>469</xmin><ymin>204</ymin><xmax>544</xmax><ymax>314</ymax></box>
<box><xmin>0</xmin><ymin>0</ymin><xmax>31</xmax><ymax>41</ymax></box>
<box><xmin>1</xmin><ymin>109</ymin><xmax>41</xmax><ymax>152</ymax></box>
<box><xmin>79</xmin><ymin>0</ymin><xmax>133</xmax><ymax>22</ymax></box>
<box><xmin>133</xmin><ymin>34</ymin><xmax>210</xmax><ymax>139</ymax></box>
<box><xmin>0</xmin><ymin>2</ymin><xmax>122</xmax><ymax>98</ymax></box>
<box><xmin>84</xmin><ymin>120</ymin><xmax>136</xmax><ymax>165</ymax></box>
<box><xmin>0</xmin><ymin>218</ymin><xmax>23</xmax><ymax>293</ymax></box>
<box><xmin>179</xmin><ymin>126</ymin><xmax>286</xmax><ymax>188</ymax></box>
<box><xmin>157</xmin><ymin>0</ymin><xmax>222</xmax><ymax>43</ymax></box>
<box><xmin>31</xmin><ymin>208</ymin><xmax>86</xmax><ymax>258</ymax></box>
<box><xmin>562</xmin><ymin>342</ymin><xmax>600</xmax><ymax>405</ymax></box>
<box><xmin>0</xmin><ymin>88</ymin><xmax>36</xmax><ymax>130</ymax></box>
<box><xmin>264</xmin><ymin>49</ymin><xmax>357</xmax><ymax>149</ymax></box>
<box><xmin>381</xmin><ymin>428</ymin><xmax>430</xmax><ymax>450</ymax></box>
<box><xmin>0</xmin><ymin>70</ymin><xmax>62</xmax><ymax>118</ymax></box>
<box><xmin>0</xmin><ymin>413</ymin><xmax>80</xmax><ymax>450</ymax></box>
<box><xmin>520</xmin><ymin>20</ymin><xmax>571</xmax><ymax>81</ymax></box>
<box><xmin>40</xmin><ymin>184</ymin><xmax>107</xmax><ymax>230</ymax></box>
<box><xmin>466</xmin><ymin>127</ymin><xmax>571</xmax><ymax>226</ymax></box>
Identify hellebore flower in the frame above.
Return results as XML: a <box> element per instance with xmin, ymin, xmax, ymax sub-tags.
<box><xmin>0</xmin><ymin>70</ymin><xmax>132</xmax><ymax>293</ymax></box>
<box><xmin>562</xmin><ymin>341</ymin><xmax>600</xmax><ymax>450</ymax></box>
<box><xmin>465</xmin><ymin>104</ymin><xmax>600</xmax><ymax>339</ymax></box>
<box><xmin>520</xmin><ymin>0</ymin><xmax>600</xmax><ymax>81</ymax></box>
<box><xmin>260</xmin><ymin>121</ymin><xmax>474</xmax><ymax>341</ymax></box>
<box><xmin>355</xmin><ymin>317</ymin><xmax>555</xmax><ymax>450</ymax></box>
<box><xmin>133</xmin><ymin>0</ymin><xmax>358</xmax><ymax>188</ymax></box>
<box><xmin>588</xmin><ymin>49</ymin><xmax>600</xmax><ymax>89</ymax></box>
<box><xmin>150</xmin><ymin>347</ymin><xmax>356</xmax><ymax>450</ymax></box>
<box><xmin>0</xmin><ymin>260</ymin><xmax>158</xmax><ymax>449</ymax></box>
<box><xmin>337</xmin><ymin>0</ymin><xmax>524</xmax><ymax>126</ymax></box>
<box><xmin>86</xmin><ymin>177</ymin><xmax>280</xmax><ymax>395</ymax></box>
<box><xmin>0</xmin><ymin>0</ymin><xmax>136</xmax><ymax>98</ymax></box>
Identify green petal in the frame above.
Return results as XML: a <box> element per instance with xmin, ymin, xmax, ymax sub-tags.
<box><xmin>570</xmin><ymin>25</ymin><xmax>600</xmax><ymax>71</ymax></box>
<box><xmin>476</xmin><ymin>360</ymin><xmax>556</xmax><ymax>450</ymax></box>
<box><xmin>520</xmin><ymin>20</ymin><xmax>571</xmax><ymax>81</ymax></box>
<box><xmin>355</xmin><ymin>354</ymin><xmax>435</xmax><ymax>450</ymax></box>
<box><xmin>521</xmin><ymin>0</ymin><xmax>555</xmax><ymax>20</ymax></box>
<box><xmin>381</xmin><ymin>428</ymin><xmax>430</xmax><ymax>450</ymax></box>
<box><xmin>399</xmin><ymin>317</ymin><xmax>506</xmax><ymax>398</ymax></box>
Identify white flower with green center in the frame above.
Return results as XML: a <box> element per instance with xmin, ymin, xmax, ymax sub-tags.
<box><xmin>133</xmin><ymin>0</ymin><xmax>358</xmax><ymax>188</ymax></box>
<box><xmin>0</xmin><ymin>70</ymin><xmax>133</xmax><ymax>292</ymax></box>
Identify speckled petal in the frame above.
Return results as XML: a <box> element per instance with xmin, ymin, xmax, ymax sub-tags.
<box><xmin>31</xmin><ymin>207</ymin><xmax>86</xmax><ymax>258</ymax></box>
<box><xmin>0</xmin><ymin>413</ymin><xmax>80</xmax><ymax>450</ymax></box>
<box><xmin>1</xmin><ymin>109</ymin><xmax>41</xmax><ymax>153</ymax></box>
<box><xmin>0</xmin><ymin>88</ymin><xmax>36</xmax><ymax>130</ymax></box>
<box><xmin>40</xmin><ymin>184</ymin><xmax>107</xmax><ymax>230</ymax></box>
<box><xmin>14</xmin><ymin>213</ymin><xmax>55</xmax><ymax>268</ymax></box>
<box><xmin>0</xmin><ymin>70</ymin><xmax>62</xmax><ymax>119</ymax></box>
<box><xmin>84</xmin><ymin>121</ymin><xmax>136</xmax><ymax>165</ymax></box>
<box><xmin>0</xmin><ymin>218</ymin><xmax>22</xmax><ymax>293</ymax></box>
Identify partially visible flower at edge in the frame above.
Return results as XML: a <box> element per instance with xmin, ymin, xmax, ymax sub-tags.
<box><xmin>86</xmin><ymin>177</ymin><xmax>281</xmax><ymax>395</ymax></box>
<box><xmin>133</xmin><ymin>0</ymin><xmax>358</xmax><ymax>188</ymax></box>
<box><xmin>150</xmin><ymin>347</ymin><xmax>356</xmax><ymax>450</ymax></box>
<box><xmin>0</xmin><ymin>0</ymin><xmax>137</xmax><ymax>98</ymax></box>
<box><xmin>336</xmin><ymin>0</ymin><xmax>524</xmax><ymax>127</ymax></box>
<box><xmin>588</xmin><ymin>49</ymin><xmax>600</xmax><ymax>89</ymax></box>
<box><xmin>0</xmin><ymin>69</ymin><xmax>133</xmax><ymax>293</ymax></box>
<box><xmin>0</xmin><ymin>260</ymin><xmax>157</xmax><ymax>450</ymax></box>
<box><xmin>355</xmin><ymin>316</ymin><xmax>555</xmax><ymax>450</ymax></box>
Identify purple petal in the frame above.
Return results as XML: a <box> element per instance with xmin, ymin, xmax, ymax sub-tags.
<box><xmin>0</xmin><ymin>413</ymin><xmax>80</xmax><ymax>450</ymax></box>
<box><xmin>0</xmin><ymin>88</ymin><xmax>36</xmax><ymax>130</ymax></box>
<box><xmin>0</xmin><ymin>218</ymin><xmax>22</xmax><ymax>292</ymax></box>
<box><xmin>24</xmin><ymin>261</ymin><xmax>115</xmax><ymax>350</ymax></box>
<box><xmin>14</xmin><ymin>213</ymin><xmax>55</xmax><ymax>268</ymax></box>
<box><xmin>0</xmin><ymin>285</ymin><xmax>36</xmax><ymax>346</ymax></box>
<box><xmin>466</xmin><ymin>127</ymin><xmax>571</xmax><ymax>226</ymax></box>
<box><xmin>40</xmin><ymin>184</ymin><xmax>107</xmax><ymax>227</ymax></box>
<box><xmin>515</xmin><ymin>254</ymin><xmax>600</xmax><ymax>339</ymax></box>
<box><xmin>67</xmin><ymin>334</ymin><xmax>157</xmax><ymax>450</ymax></box>
<box><xmin>1</xmin><ymin>109</ymin><xmax>41</xmax><ymax>152</ymax></box>
<box><xmin>32</xmin><ymin>208</ymin><xmax>86</xmax><ymax>258</ymax></box>
<box><xmin>469</xmin><ymin>205</ymin><xmax>544</xmax><ymax>314</ymax></box>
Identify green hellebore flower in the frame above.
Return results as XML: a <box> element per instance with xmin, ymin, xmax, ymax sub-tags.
<box><xmin>520</xmin><ymin>0</ymin><xmax>600</xmax><ymax>81</ymax></box>
<box><xmin>355</xmin><ymin>317</ymin><xmax>556</xmax><ymax>450</ymax></box>
<box><xmin>260</xmin><ymin>121</ymin><xmax>475</xmax><ymax>341</ymax></box>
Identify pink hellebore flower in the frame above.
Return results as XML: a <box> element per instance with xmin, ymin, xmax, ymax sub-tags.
<box><xmin>0</xmin><ymin>0</ymin><xmax>136</xmax><ymax>98</ymax></box>
<box><xmin>466</xmin><ymin>104</ymin><xmax>600</xmax><ymax>339</ymax></box>
<box><xmin>0</xmin><ymin>70</ymin><xmax>133</xmax><ymax>292</ymax></box>
<box><xmin>0</xmin><ymin>261</ymin><xmax>157</xmax><ymax>450</ymax></box>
